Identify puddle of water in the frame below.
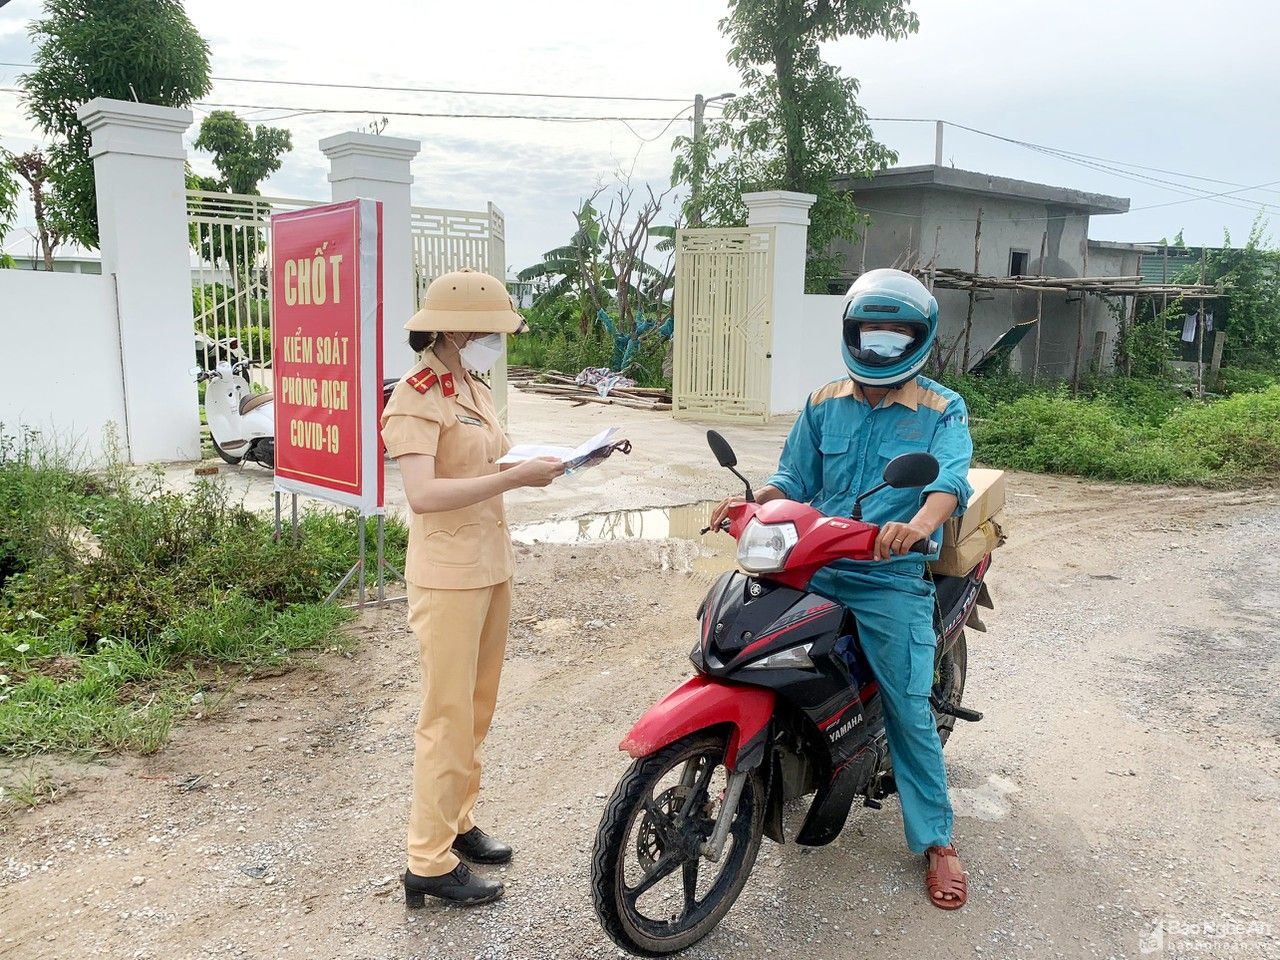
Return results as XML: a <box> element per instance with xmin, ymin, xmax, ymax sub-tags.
<box><xmin>512</xmin><ymin>501</ymin><xmax>735</xmax><ymax>578</ymax></box>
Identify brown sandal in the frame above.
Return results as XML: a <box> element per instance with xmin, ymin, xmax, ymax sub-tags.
<box><xmin>925</xmin><ymin>844</ymin><xmax>968</xmax><ymax>910</ymax></box>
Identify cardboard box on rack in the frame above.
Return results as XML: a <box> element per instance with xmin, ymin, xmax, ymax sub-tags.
<box><xmin>942</xmin><ymin>468</ymin><xmax>1006</xmax><ymax>546</ymax></box>
<box><xmin>931</xmin><ymin>510</ymin><xmax>1007</xmax><ymax>577</ymax></box>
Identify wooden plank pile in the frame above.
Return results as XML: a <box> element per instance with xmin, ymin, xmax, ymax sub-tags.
<box><xmin>507</xmin><ymin>367</ymin><xmax>672</xmax><ymax>411</ymax></box>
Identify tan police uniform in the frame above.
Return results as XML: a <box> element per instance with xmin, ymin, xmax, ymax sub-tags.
<box><xmin>379</xmin><ymin>268</ymin><xmax>526</xmax><ymax>879</ymax></box>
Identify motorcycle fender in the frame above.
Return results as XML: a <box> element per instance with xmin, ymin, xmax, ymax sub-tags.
<box><xmin>241</xmin><ymin>402</ymin><xmax>275</xmax><ymax>440</ymax></box>
<box><xmin>619</xmin><ymin>676</ymin><xmax>775</xmax><ymax>772</ymax></box>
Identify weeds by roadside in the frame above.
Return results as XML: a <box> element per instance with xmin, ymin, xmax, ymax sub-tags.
<box><xmin>0</xmin><ymin>760</ymin><xmax>63</xmax><ymax>815</ymax></box>
<box><xmin>947</xmin><ymin>376</ymin><xmax>1280</xmax><ymax>486</ymax></box>
<box><xmin>0</xmin><ymin>428</ymin><xmax>406</xmax><ymax>759</ymax></box>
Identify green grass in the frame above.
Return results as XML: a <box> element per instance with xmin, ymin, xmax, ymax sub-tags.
<box><xmin>0</xmin><ymin>428</ymin><xmax>403</xmax><ymax>759</ymax></box>
<box><xmin>964</xmin><ymin>382</ymin><xmax>1280</xmax><ymax>486</ymax></box>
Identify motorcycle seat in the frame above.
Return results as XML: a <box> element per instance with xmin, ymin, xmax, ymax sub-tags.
<box><xmin>240</xmin><ymin>392</ymin><xmax>273</xmax><ymax>415</ymax></box>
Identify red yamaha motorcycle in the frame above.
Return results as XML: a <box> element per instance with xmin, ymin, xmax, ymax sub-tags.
<box><xmin>590</xmin><ymin>431</ymin><xmax>993</xmax><ymax>955</ymax></box>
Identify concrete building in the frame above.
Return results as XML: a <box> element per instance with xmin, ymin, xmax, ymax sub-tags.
<box><xmin>828</xmin><ymin>165</ymin><xmax>1142</xmax><ymax>378</ymax></box>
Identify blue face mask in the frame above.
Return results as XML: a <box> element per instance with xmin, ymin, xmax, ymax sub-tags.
<box><xmin>859</xmin><ymin>329</ymin><xmax>914</xmax><ymax>358</ymax></box>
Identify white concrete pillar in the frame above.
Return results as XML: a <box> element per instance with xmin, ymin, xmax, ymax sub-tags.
<box><xmin>77</xmin><ymin>97</ymin><xmax>201</xmax><ymax>463</ymax></box>
<box><xmin>320</xmin><ymin>132</ymin><xmax>420</xmax><ymax>378</ymax></box>
<box><xmin>743</xmin><ymin>190</ymin><xmax>817</xmax><ymax>416</ymax></box>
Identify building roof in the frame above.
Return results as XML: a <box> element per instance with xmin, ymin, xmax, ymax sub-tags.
<box><xmin>1088</xmin><ymin>239</ymin><xmax>1157</xmax><ymax>254</ymax></box>
<box><xmin>833</xmin><ymin>164</ymin><xmax>1130</xmax><ymax>216</ymax></box>
<box><xmin>1137</xmin><ymin>245</ymin><xmax>1214</xmax><ymax>285</ymax></box>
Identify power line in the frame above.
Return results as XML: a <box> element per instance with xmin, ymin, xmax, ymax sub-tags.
<box><xmin>0</xmin><ymin>60</ymin><xmax>699</xmax><ymax>104</ymax></box>
<box><xmin>1</xmin><ymin>74</ymin><xmax>1271</xmax><ymax>219</ymax></box>
<box><xmin>859</xmin><ymin>115</ymin><xmax>1280</xmax><ymax>218</ymax></box>
<box><xmin>0</xmin><ymin>88</ymin><xmax>692</xmax><ymax>123</ymax></box>
<box><xmin>196</xmin><ymin>99</ymin><xmax>686</xmax><ymax>122</ymax></box>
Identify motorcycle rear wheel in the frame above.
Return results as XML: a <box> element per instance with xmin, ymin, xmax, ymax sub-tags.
<box><xmin>934</xmin><ymin>630</ymin><xmax>968</xmax><ymax>747</ymax></box>
<box><xmin>210</xmin><ymin>436</ymin><xmax>245</xmax><ymax>465</ymax></box>
<box><xmin>591</xmin><ymin>732</ymin><xmax>764</xmax><ymax>956</ymax></box>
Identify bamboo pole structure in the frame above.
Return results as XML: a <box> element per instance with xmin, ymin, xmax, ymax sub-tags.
<box><xmin>1072</xmin><ymin>240</ymin><xmax>1089</xmax><ymax>393</ymax></box>
<box><xmin>1031</xmin><ymin>230</ymin><xmax>1047</xmax><ymax>385</ymax></box>
<box><xmin>960</xmin><ymin>207</ymin><xmax>983</xmax><ymax>374</ymax></box>
<box><xmin>1196</xmin><ymin>249</ymin><xmax>1207</xmax><ymax>398</ymax></box>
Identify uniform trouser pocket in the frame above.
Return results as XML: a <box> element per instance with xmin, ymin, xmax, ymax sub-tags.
<box><xmin>906</xmin><ymin>622</ymin><xmax>938</xmax><ymax>698</ymax></box>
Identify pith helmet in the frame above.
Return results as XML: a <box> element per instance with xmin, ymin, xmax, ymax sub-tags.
<box><xmin>404</xmin><ymin>268</ymin><xmax>527</xmax><ymax>333</ymax></box>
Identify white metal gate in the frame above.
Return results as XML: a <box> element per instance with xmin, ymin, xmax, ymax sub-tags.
<box><xmin>188</xmin><ymin>190</ymin><xmax>319</xmax><ymax>381</ymax></box>
<box><xmin>672</xmin><ymin>227</ymin><xmax>775</xmax><ymax>421</ymax></box>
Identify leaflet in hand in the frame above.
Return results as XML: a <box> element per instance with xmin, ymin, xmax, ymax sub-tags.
<box><xmin>497</xmin><ymin>427</ymin><xmax>621</xmax><ymax>471</ymax></box>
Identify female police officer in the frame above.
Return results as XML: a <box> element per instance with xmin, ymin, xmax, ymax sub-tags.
<box><xmin>380</xmin><ymin>268</ymin><xmax>564</xmax><ymax>907</ymax></box>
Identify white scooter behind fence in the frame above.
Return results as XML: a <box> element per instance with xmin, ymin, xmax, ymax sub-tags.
<box><xmin>192</xmin><ymin>357</ymin><xmax>275</xmax><ymax>469</ymax></box>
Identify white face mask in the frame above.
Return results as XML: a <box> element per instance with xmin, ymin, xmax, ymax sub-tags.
<box><xmin>456</xmin><ymin>333</ymin><xmax>505</xmax><ymax>372</ymax></box>
<box><xmin>859</xmin><ymin>329</ymin><xmax>914</xmax><ymax>359</ymax></box>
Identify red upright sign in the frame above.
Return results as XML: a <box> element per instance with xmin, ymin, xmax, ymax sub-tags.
<box><xmin>271</xmin><ymin>199</ymin><xmax>384</xmax><ymax>513</ymax></box>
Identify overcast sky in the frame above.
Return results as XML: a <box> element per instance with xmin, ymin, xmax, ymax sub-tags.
<box><xmin>3</xmin><ymin>0</ymin><xmax>1278</xmax><ymax>272</ymax></box>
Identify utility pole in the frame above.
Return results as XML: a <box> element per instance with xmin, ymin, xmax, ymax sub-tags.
<box><xmin>689</xmin><ymin>92</ymin><xmax>735</xmax><ymax>228</ymax></box>
<box><xmin>934</xmin><ymin>120</ymin><xmax>944</xmax><ymax>167</ymax></box>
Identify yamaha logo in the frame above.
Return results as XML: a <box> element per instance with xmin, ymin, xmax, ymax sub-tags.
<box><xmin>829</xmin><ymin>713</ymin><xmax>864</xmax><ymax>741</ymax></box>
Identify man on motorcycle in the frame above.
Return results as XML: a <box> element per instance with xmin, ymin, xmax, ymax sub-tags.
<box><xmin>710</xmin><ymin>268</ymin><xmax>973</xmax><ymax>910</ymax></box>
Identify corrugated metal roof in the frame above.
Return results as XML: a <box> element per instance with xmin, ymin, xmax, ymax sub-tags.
<box><xmin>1138</xmin><ymin>246</ymin><xmax>1215</xmax><ymax>285</ymax></box>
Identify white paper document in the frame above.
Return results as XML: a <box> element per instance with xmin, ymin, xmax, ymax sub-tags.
<box><xmin>497</xmin><ymin>427</ymin><xmax>621</xmax><ymax>471</ymax></box>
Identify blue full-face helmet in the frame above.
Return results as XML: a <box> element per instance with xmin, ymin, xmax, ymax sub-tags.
<box><xmin>840</xmin><ymin>268</ymin><xmax>938</xmax><ymax>388</ymax></box>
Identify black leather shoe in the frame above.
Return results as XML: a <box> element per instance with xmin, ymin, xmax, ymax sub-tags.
<box><xmin>403</xmin><ymin>864</ymin><xmax>504</xmax><ymax>907</ymax></box>
<box><xmin>452</xmin><ymin>826</ymin><xmax>513</xmax><ymax>865</ymax></box>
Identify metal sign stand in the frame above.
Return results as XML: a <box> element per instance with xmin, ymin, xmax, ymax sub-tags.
<box><xmin>323</xmin><ymin>512</ymin><xmax>407</xmax><ymax>608</ymax></box>
<box><xmin>273</xmin><ymin>493</ymin><xmax>405</xmax><ymax>608</ymax></box>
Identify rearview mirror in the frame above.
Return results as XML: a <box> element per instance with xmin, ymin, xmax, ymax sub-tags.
<box><xmin>706</xmin><ymin>430</ymin><xmax>738</xmax><ymax>469</ymax></box>
<box><xmin>189</xmin><ymin>366</ymin><xmax>203</xmax><ymax>378</ymax></box>
<box><xmin>883</xmin><ymin>451</ymin><xmax>939</xmax><ymax>489</ymax></box>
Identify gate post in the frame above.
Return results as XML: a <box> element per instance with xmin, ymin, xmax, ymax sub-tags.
<box><xmin>743</xmin><ymin>190</ymin><xmax>816</xmax><ymax>416</ymax></box>
<box><xmin>320</xmin><ymin>132</ymin><xmax>421</xmax><ymax>378</ymax></box>
<box><xmin>77</xmin><ymin>97</ymin><xmax>201</xmax><ymax>463</ymax></box>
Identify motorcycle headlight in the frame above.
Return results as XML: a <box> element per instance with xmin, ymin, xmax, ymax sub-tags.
<box><xmin>743</xmin><ymin>642</ymin><xmax>814</xmax><ymax>671</ymax></box>
<box><xmin>736</xmin><ymin>518</ymin><xmax>799</xmax><ymax>574</ymax></box>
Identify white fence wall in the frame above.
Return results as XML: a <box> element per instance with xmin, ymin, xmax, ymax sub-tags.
<box><xmin>1</xmin><ymin>270</ymin><xmax>127</xmax><ymax>462</ymax></box>
<box><xmin>773</xmin><ymin>294</ymin><xmax>850</xmax><ymax>411</ymax></box>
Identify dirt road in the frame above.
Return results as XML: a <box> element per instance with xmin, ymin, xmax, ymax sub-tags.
<box><xmin>5</xmin><ymin>405</ymin><xmax>1279</xmax><ymax>959</ymax></box>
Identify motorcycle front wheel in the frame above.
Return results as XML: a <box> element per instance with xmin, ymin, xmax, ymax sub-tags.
<box><xmin>591</xmin><ymin>732</ymin><xmax>764</xmax><ymax>956</ymax></box>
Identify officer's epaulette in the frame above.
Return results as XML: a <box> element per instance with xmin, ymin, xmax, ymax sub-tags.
<box><xmin>404</xmin><ymin>368</ymin><xmax>457</xmax><ymax>398</ymax></box>
<box><xmin>405</xmin><ymin>368</ymin><xmax>437</xmax><ymax>394</ymax></box>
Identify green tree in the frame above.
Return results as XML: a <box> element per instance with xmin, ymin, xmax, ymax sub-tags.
<box><xmin>672</xmin><ymin>0</ymin><xmax>918</xmax><ymax>288</ymax></box>
<box><xmin>192</xmin><ymin>110</ymin><xmax>293</xmax><ymax>196</ymax></box>
<box><xmin>189</xmin><ymin>111</ymin><xmax>293</xmax><ymax>287</ymax></box>
<box><xmin>12</xmin><ymin>150</ymin><xmax>62</xmax><ymax>270</ymax></box>
<box><xmin>517</xmin><ymin>201</ymin><xmax>610</xmax><ymax>333</ymax></box>
<box><xmin>20</xmin><ymin>0</ymin><xmax>212</xmax><ymax>250</ymax></box>
<box><xmin>0</xmin><ymin>145</ymin><xmax>18</xmax><ymax>266</ymax></box>
<box><xmin>1175</xmin><ymin>218</ymin><xmax>1280</xmax><ymax>370</ymax></box>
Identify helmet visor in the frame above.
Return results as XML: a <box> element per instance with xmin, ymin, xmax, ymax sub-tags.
<box><xmin>842</xmin><ymin>315</ymin><xmax>925</xmax><ymax>368</ymax></box>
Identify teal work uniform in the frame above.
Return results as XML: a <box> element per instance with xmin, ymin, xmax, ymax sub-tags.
<box><xmin>766</xmin><ymin>374</ymin><xmax>973</xmax><ymax>854</ymax></box>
